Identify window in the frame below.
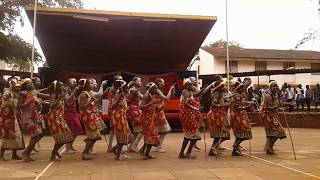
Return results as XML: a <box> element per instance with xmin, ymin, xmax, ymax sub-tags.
<box><xmin>311</xmin><ymin>63</ymin><xmax>320</xmax><ymax>75</ymax></box>
<box><xmin>283</xmin><ymin>62</ymin><xmax>295</xmax><ymax>70</ymax></box>
<box><xmin>225</xmin><ymin>61</ymin><xmax>238</xmax><ymax>73</ymax></box>
<box><xmin>255</xmin><ymin>61</ymin><xmax>267</xmax><ymax>71</ymax></box>
<box><xmin>311</xmin><ymin>63</ymin><xmax>320</xmax><ymax>69</ymax></box>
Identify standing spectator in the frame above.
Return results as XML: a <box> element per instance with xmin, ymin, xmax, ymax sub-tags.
<box><xmin>285</xmin><ymin>84</ymin><xmax>295</xmax><ymax>112</ymax></box>
<box><xmin>304</xmin><ymin>85</ymin><xmax>312</xmax><ymax>112</ymax></box>
<box><xmin>296</xmin><ymin>84</ymin><xmax>305</xmax><ymax>110</ymax></box>
<box><xmin>313</xmin><ymin>84</ymin><xmax>320</xmax><ymax>110</ymax></box>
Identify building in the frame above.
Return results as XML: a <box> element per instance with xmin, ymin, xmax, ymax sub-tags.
<box><xmin>192</xmin><ymin>47</ymin><xmax>320</xmax><ymax>87</ymax></box>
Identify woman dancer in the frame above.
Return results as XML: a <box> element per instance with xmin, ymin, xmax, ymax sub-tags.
<box><xmin>47</xmin><ymin>81</ymin><xmax>74</xmax><ymax>161</ymax></box>
<box><xmin>78</xmin><ymin>79</ymin><xmax>102</xmax><ymax>160</ymax></box>
<box><xmin>0</xmin><ymin>78</ymin><xmax>25</xmax><ymax>161</ymax></box>
<box><xmin>127</xmin><ymin>77</ymin><xmax>144</xmax><ymax>152</ymax></box>
<box><xmin>230</xmin><ymin>81</ymin><xmax>253</xmax><ymax>156</ymax></box>
<box><xmin>207</xmin><ymin>81</ymin><xmax>231</xmax><ymax>157</ymax></box>
<box><xmin>63</xmin><ymin>78</ymin><xmax>82</xmax><ymax>154</ymax></box>
<box><xmin>153</xmin><ymin>78</ymin><xmax>175</xmax><ymax>153</ymax></box>
<box><xmin>139</xmin><ymin>82</ymin><xmax>160</xmax><ymax>160</ymax></box>
<box><xmin>111</xmin><ymin>80</ymin><xmax>132</xmax><ymax>160</ymax></box>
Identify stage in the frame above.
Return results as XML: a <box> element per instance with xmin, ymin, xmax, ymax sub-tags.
<box><xmin>1</xmin><ymin>127</ymin><xmax>320</xmax><ymax>180</ymax></box>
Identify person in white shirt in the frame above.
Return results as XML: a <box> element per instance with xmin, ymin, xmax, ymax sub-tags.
<box><xmin>295</xmin><ymin>84</ymin><xmax>305</xmax><ymax>110</ymax></box>
<box><xmin>285</xmin><ymin>84</ymin><xmax>295</xmax><ymax>112</ymax></box>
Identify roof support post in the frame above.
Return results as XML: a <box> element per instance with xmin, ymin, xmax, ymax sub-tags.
<box><xmin>31</xmin><ymin>0</ymin><xmax>38</xmax><ymax>78</ymax></box>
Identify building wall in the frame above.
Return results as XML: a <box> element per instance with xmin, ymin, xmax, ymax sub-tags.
<box><xmin>198</xmin><ymin>49</ymin><xmax>214</xmax><ymax>75</ymax></box>
<box><xmin>0</xmin><ymin>61</ymin><xmax>8</xmax><ymax>70</ymax></box>
<box><xmin>198</xmin><ymin>51</ymin><xmax>320</xmax><ymax>87</ymax></box>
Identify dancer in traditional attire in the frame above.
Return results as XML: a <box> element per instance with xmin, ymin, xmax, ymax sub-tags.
<box><xmin>139</xmin><ymin>82</ymin><xmax>160</xmax><ymax>160</ymax></box>
<box><xmin>230</xmin><ymin>81</ymin><xmax>253</xmax><ymax>156</ymax></box>
<box><xmin>0</xmin><ymin>78</ymin><xmax>25</xmax><ymax>161</ymax></box>
<box><xmin>189</xmin><ymin>76</ymin><xmax>203</xmax><ymax>152</ymax></box>
<box><xmin>78</xmin><ymin>79</ymin><xmax>102</xmax><ymax>160</ymax></box>
<box><xmin>178</xmin><ymin>78</ymin><xmax>202</xmax><ymax>158</ymax></box>
<box><xmin>63</xmin><ymin>78</ymin><xmax>82</xmax><ymax>154</ymax></box>
<box><xmin>127</xmin><ymin>77</ymin><xmax>144</xmax><ymax>152</ymax></box>
<box><xmin>261</xmin><ymin>81</ymin><xmax>288</xmax><ymax>155</ymax></box>
<box><xmin>154</xmin><ymin>78</ymin><xmax>175</xmax><ymax>153</ymax></box>
<box><xmin>47</xmin><ymin>81</ymin><xmax>74</xmax><ymax>161</ymax></box>
<box><xmin>19</xmin><ymin>79</ymin><xmax>44</xmax><ymax>162</ymax></box>
<box><xmin>88</xmin><ymin>78</ymin><xmax>108</xmax><ymax>155</ymax></box>
<box><xmin>207</xmin><ymin>80</ymin><xmax>231</xmax><ymax>156</ymax></box>
<box><xmin>107</xmin><ymin>75</ymin><xmax>124</xmax><ymax>153</ymax></box>
<box><xmin>111</xmin><ymin>80</ymin><xmax>132</xmax><ymax>160</ymax></box>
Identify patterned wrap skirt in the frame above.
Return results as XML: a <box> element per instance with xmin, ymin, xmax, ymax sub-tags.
<box><xmin>48</xmin><ymin>108</ymin><xmax>75</xmax><ymax>145</ymax></box>
<box><xmin>127</xmin><ymin>104</ymin><xmax>143</xmax><ymax>133</ymax></box>
<box><xmin>230</xmin><ymin>109</ymin><xmax>252</xmax><ymax>140</ymax></box>
<box><xmin>1</xmin><ymin>118</ymin><xmax>25</xmax><ymax>150</ymax></box>
<box><xmin>207</xmin><ymin>107</ymin><xmax>230</xmax><ymax>139</ymax></box>
<box><xmin>112</xmin><ymin>107</ymin><xmax>132</xmax><ymax>145</ymax></box>
<box><xmin>179</xmin><ymin>108</ymin><xmax>201</xmax><ymax>140</ymax></box>
<box><xmin>261</xmin><ymin>110</ymin><xmax>286</xmax><ymax>139</ymax></box>
<box><xmin>155</xmin><ymin>110</ymin><xmax>171</xmax><ymax>134</ymax></box>
<box><xmin>142</xmin><ymin>110</ymin><xmax>159</xmax><ymax>146</ymax></box>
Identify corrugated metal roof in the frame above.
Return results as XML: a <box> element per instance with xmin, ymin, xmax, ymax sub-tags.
<box><xmin>201</xmin><ymin>47</ymin><xmax>320</xmax><ymax>60</ymax></box>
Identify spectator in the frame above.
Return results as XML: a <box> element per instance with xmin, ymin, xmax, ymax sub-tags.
<box><xmin>314</xmin><ymin>84</ymin><xmax>320</xmax><ymax>110</ymax></box>
<box><xmin>285</xmin><ymin>84</ymin><xmax>295</xmax><ymax>112</ymax></box>
<box><xmin>305</xmin><ymin>85</ymin><xmax>312</xmax><ymax>112</ymax></box>
<box><xmin>296</xmin><ymin>84</ymin><xmax>305</xmax><ymax>110</ymax></box>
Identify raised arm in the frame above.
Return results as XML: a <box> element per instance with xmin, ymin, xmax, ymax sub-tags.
<box><xmin>156</xmin><ymin>85</ymin><xmax>175</xmax><ymax>100</ymax></box>
<box><xmin>181</xmin><ymin>90</ymin><xmax>199</xmax><ymax>111</ymax></box>
<box><xmin>79</xmin><ymin>92</ymin><xmax>95</xmax><ymax>109</ymax></box>
<box><xmin>93</xmin><ymin>80</ymin><xmax>108</xmax><ymax>99</ymax></box>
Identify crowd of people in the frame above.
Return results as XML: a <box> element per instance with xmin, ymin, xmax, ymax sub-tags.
<box><xmin>0</xmin><ymin>75</ymin><xmax>294</xmax><ymax>162</ymax></box>
<box><xmin>280</xmin><ymin>83</ymin><xmax>320</xmax><ymax>112</ymax></box>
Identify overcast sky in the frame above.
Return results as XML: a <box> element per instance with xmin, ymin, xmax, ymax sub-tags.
<box><xmin>15</xmin><ymin>0</ymin><xmax>320</xmax><ymax>63</ymax></box>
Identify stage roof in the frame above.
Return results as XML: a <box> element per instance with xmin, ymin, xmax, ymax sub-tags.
<box><xmin>25</xmin><ymin>7</ymin><xmax>216</xmax><ymax>74</ymax></box>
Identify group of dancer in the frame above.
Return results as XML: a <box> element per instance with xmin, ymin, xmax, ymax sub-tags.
<box><xmin>0</xmin><ymin>74</ymin><xmax>292</xmax><ymax>162</ymax></box>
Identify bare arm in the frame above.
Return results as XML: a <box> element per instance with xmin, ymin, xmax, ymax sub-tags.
<box><xmin>94</xmin><ymin>80</ymin><xmax>108</xmax><ymax>99</ymax></box>
<box><xmin>262</xmin><ymin>94</ymin><xmax>278</xmax><ymax>110</ymax></box>
<box><xmin>192</xmin><ymin>86</ymin><xmax>204</xmax><ymax>97</ymax></box>
<box><xmin>79</xmin><ymin>93</ymin><xmax>95</xmax><ymax>109</ymax></box>
<box><xmin>201</xmin><ymin>83</ymin><xmax>215</xmax><ymax>95</ymax></box>
<box><xmin>140</xmin><ymin>94</ymin><xmax>156</xmax><ymax>110</ymax></box>
<box><xmin>37</xmin><ymin>87</ymin><xmax>48</xmax><ymax>93</ymax></box>
<box><xmin>181</xmin><ymin>90</ymin><xmax>198</xmax><ymax>111</ymax></box>
<box><xmin>131</xmin><ymin>88</ymin><xmax>144</xmax><ymax>100</ymax></box>
<box><xmin>49</xmin><ymin>94</ymin><xmax>61</xmax><ymax>109</ymax></box>
<box><xmin>64</xmin><ymin>87</ymin><xmax>79</xmax><ymax>105</ymax></box>
<box><xmin>37</xmin><ymin>92</ymin><xmax>50</xmax><ymax>100</ymax></box>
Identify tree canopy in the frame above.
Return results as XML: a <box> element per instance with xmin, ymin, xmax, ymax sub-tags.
<box><xmin>295</xmin><ymin>0</ymin><xmax>320</xmax><ymax>49</ymax></box>
<box><xmin>0</xmin><ymin>0</ymin><xmax>83</xmax><ymax>71</ymax></box>
<box><xmin>204</xmin><ymin>39</ymin><xmax>243</xmax><ymax>49</ymax></box>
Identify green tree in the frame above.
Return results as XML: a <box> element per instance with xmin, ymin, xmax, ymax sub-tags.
<box><xmin>0</xmin><ymin>0</ymin><xmax>83</xmax><ymax>71</ymax></box>
<box><xmin>205</xmin><ymin>39</ymin><xmax>243</xmax><ymax>49</ymax></box>
<box><xmin>295</xmin><ymin>0</ymin><xmax>320</xmax><ymax>49</ymax></box>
